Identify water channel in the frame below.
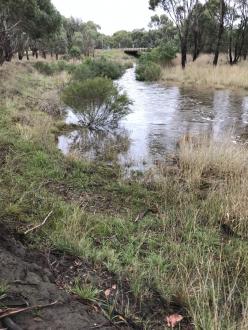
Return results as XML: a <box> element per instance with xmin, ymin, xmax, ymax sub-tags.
<box><xmin>58</xmin><ymin>67</ymin><xmax>248</xmax><ymax>170</ymax></box>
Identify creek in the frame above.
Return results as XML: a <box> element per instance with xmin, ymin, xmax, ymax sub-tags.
<box><xmin>58</xmin><ymin>67</ymin><xmax>248</xmax><ymax>170</ymax></box>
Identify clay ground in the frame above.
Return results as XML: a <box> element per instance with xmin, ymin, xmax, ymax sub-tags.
<box><xmin>0</xmin><ymin>225</ymin><xmax>128</xmax><ymax>330</ymax></box>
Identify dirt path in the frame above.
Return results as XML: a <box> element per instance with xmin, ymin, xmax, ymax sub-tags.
<box><xmin>0</xmin><ymin>227</ymin><xmax>126</xmax><ymax>330</ymax></box>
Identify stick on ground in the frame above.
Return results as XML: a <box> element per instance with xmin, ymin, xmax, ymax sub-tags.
<box><xmin>24</xmin><ymin>211</ymin><xmax>53</xmax><ymax>235</ymax></box>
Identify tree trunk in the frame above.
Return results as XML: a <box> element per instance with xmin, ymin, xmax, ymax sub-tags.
<box><xmin>0</xmin><ymin>49</ymin><xmax>5</xmax><ymax>65</ymax></box>
<box><xmin>26</xmin><ymin>50</ymin><xmax>29</xmax><ymax>60</ymax></box>
<box><xmin>213</xmin><ymin>0</ymin><xmax>225</xmax><ymax>66</ymax></box>
<box><xmin>192</xmin><ymin>21</ymin><xmax>201</xmax><ymax>61</ymax></box>
<box><xmin>35</xmin><ymin>50</ymin><xmax>38</xmax><ymax>59</ymax></box>
<box><xmin>42</xmin><ymin>51</ymin><xmax>46</xmax><ymax>59</ymax></box>
<box><xmin>56</xmin><ymin>53</ymin><xmax>58</xmax><ymax>60</ymax></box>
<box><xmin>228</xmin><ymin>34</ymin><xmax>233</xmax><ymax>65</ymax></box>
<box><xmin>181</xmin><ymin>41</ymin><xmax>187</xmax><ymax>69</ymax></box>
<box><xmin>233</xmin><ymin>27</ymin><xmax>246</xmax><ymax>64</ymax></box>
<box><xmin>18</xmin><ymin>52</ymin><xmax>23</xmax><ymax>60</ymax></box>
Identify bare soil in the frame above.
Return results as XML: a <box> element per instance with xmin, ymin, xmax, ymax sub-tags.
<box><xmin>0</xmin><ymin>225</ymin><xmax>124</xmax><ymax>330</ymax></box>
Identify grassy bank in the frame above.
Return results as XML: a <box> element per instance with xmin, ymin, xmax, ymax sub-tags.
<box><xmin>0</xmin><ymin>61</ymin><xmax>248</xmax><ymax>329</ymax></box>
<box><xmin>161</xmin><ymin>54</ymin><xmax>248</xmax><ymax>90</ymax></box>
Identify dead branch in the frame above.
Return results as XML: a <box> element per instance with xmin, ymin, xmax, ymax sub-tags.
<box><xmin>0</xmin><ymin>300</ymin><xmax>58</xmax><ymax>319</ymax></box>
<box><xmin>24</xmin><ymin>211</ymin><xmax>53</xmax><ymax>235</ymax></box>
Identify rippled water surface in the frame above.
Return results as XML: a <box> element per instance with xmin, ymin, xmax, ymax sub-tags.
<box><xmin>58</xmin><ymin>67</ymin><xmax>248</xmax><ymax>169</ymax></box>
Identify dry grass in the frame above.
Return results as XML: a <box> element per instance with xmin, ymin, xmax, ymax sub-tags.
<box><xmin>179</xmin><ymin>136</ymin><xmax>248</xmax><ymax>183</ymax></box>
<box><xmin>163</xmin><ymin>54</ymin><xmax>248</xmax><ymax>89</ymax></box>
<box><xmin>176</xmin><ymin>136</ymin><xmax>248</xmax><ymax>228</ymax></box>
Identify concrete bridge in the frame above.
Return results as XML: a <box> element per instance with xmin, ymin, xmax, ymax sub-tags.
<box><xmin>123</xmin><ymin>48</ymin><xmax>150</xmax><ymax>57</ymax></box>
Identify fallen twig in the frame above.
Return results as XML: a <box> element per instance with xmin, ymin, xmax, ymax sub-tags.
<box><xmin>24</xmin><ymin>211</ymin><xmax>53</xmax><ymax>235</ymax></box>
<box><xmin>0</xmin><ymin>300</ymin><xmax>58</xmax><ymax>319</ymax></box>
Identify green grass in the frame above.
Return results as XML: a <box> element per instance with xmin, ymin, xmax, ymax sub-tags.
<box><xmin>0</xmin><ymin>62</ymin><xmax>248</xmax><ymax>329</ymax></box>
<box><xmin>0</xmin><ymin>282</ymin><xmax>9</xmax><ymax>297</ymax></box>
<box><xmin>71</xmin><ymin>281</ymin><xmax>100</xmax><ymax>302</ymax></box>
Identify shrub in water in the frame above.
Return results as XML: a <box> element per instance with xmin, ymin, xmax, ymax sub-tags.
<box><xmin>135</xmin><ymin>62</ymin><xmax>161</xmax><ymax>81</ymax></box>
<box><xmin>62</xmin><ymin>77</ymin><xmax>131</xmax><ymax>129</ymax></box>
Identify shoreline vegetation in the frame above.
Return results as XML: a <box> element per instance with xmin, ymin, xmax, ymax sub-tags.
<box><xmin>161</xmin><ymin>54</ymin><xmax>248</xmax><ymax>90</ymax></box>
<box><xmin>0</xmin><ymin>59</ymin><xmax>248</xmax><ymax>329</ymax></box>
<box><xmin>133</xmin><ymin>48</ymin><xmax>248</xmax><ymax>90</ymax></box>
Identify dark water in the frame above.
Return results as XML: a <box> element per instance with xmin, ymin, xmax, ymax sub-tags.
<box><xmin>58</xmin><ymin>67</ymin><xmax>248</xmax><ymax>169</ymax></box>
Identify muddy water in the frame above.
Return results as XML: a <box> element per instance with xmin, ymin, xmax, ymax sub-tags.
<box><xmin>58</xmin><ymin>67</ymin><xmax>248</xmax><ymax>170</ymax></box>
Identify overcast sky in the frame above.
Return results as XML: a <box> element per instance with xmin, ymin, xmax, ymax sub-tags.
<box><xmin>51</xmin><ymin>0</ymin><xmax>162</xmax><ymax>35</ymax></box>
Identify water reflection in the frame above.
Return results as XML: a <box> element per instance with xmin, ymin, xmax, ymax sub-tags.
<box><xmin>119</xmin><ymin>68</ymin><xmax>248</xmax><ymax>166</ymax></box>
<box><xmin>58</xmin><ymin>67</ymin><xmax>248</xmax><ymax>169</ymax></box>
<box><xmin>58</xmin><ymin>127</ymin><xmax>129</xmax><ymax>162</ymax></box>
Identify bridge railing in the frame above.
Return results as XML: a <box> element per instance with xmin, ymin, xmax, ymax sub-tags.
<box><xmin>123</xmin><ymin>48</ymin><xmax>149</xmax><ymax>52</ymax></box>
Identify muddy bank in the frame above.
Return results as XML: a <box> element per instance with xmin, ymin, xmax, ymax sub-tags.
<box><xmin>0</xmin><ymin>226</ymin><xmax>123</xmax><ymax>330</ymax></box>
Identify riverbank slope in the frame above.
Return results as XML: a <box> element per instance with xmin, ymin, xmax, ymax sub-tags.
<box><xmin>0</xmin><ymin>61</ymin><xmax>248</xmax><ymax>329</ymax></box>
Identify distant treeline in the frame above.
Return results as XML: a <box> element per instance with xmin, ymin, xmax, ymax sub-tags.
<box><xmin>1</xmin><ymin>0</ymin><xmax>248</xmax><ymax>68</ymax></box>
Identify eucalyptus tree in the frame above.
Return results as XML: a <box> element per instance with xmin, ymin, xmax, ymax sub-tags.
<box><xmin>225</xmin><ymin>0</ymin><xmax>248</xmax><ymax>64</ymax></box>
<box><xmin>206</xmin><ymin>0</ymin><xmax>227</xmax><ymax>65</ymax></box>
<box><xmin>149</xmin><ymin>0</ymin><xmax>201</xmax><ymax>68</ymax></box>
<box><xmin>149</xmin><ymin>14</ymin><xmax>178</xmax><ymax>45</ymax></box>
<box><xmin>111</xmin><ymin>31</ymin><xmax>133</xmax><ymax>48</ymax></box>
<box><xmin>81</xmin><ymin>21</ymin><xmax>100</xmax><ymax>56</ymax></box>
<box><xmin>0</xmin><ymin>0</ymin><xmax>61</xmax><ymax>64</ymax></box>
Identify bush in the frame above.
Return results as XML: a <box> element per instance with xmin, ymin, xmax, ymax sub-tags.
<box><xmin>139</xmin><ymin>42</ymin><xmax>177</xmax><ymax>66</ymax></box>
<box><xmin>135</xmin><ymin>62</ymin><xmax>161</xmax><ymax>81</ymax></box>
<box><xmin>62</xmin><ymin>77</ymin><xmax>131</xmax><ymax>129</ymax></box>
<box><xmin>156</xmin><ymin>41</ymin><xmax>177</xmax><ymax>65</ymax></box>
<box><xmin>135</xmin><ymin>42</ymin><xmax>176</xmax><ymax>82</ymax></box>
<box><xmin>72</xmin><ymin>58</ymin><xmax>125</xmax><ymax>81</ymax></box>
<box><xmin>69</xmin><ymin>46</ymin><xmax>81</xmax><ymax>60</ymax></box>
<box><xmin>34</xmin><ymin>62</ymin><xmax>56</xmax><ymax>75</ymax></box>
<box><xmin>34</xmin><ymin>61</ymin><xmax>75</xmax><ymax>75</ymax></box>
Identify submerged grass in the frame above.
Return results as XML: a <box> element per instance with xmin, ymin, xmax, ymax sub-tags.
<box><xmin>0</xmin><ymin>61</ymin><xmax>248</xmax><ymax>329</ymax></box>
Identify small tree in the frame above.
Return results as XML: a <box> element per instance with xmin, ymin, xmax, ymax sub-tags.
<box><xmin>62</xmin><ymin>77</ymin><xmax>131</xmax><ymax>129</ymax></box>
<box><xmin>149</xmin><ymin>0</ymin><xmax>199</xmax><ymax>69</ymax></box>
<box><xmin>69</xmin><ymin>46</ymin><xmax>81</xmax><ymax>60</ymax></box>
